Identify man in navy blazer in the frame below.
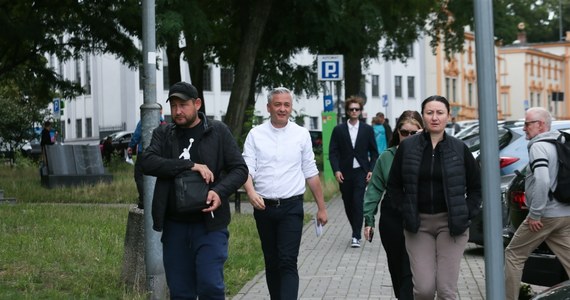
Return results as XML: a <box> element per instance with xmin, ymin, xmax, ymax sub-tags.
<box><xmin>329</xmin><ymin>96</ymin><xmax>379</xmax><ymax>248</ymax></box>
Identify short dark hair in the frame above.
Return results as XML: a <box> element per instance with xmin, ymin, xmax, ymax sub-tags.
<box><xmin>421</xmin><ymin>95</ymin><xmax>450</xmax><ymax>115</ymax></box>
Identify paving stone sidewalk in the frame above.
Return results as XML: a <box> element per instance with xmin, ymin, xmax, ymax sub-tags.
<box><xmin>232</xmin><ymin>195</ymin><xmax>488</xmax><ymax>300</ymax></box>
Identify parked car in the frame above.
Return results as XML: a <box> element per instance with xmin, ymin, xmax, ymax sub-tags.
<box><xmin>468</xmin><ymin>172</ymin><xmax>515</xmax><ymax>245</ymax></box>
<box><xmin>99</xmin><ymin>131</ymin><xmax>133</xmax><ymax>156</ymax></box>
<box><xmin>532</xmin><ymin>279</ymin><xmax>570</xmax><ymax>299</ymax></box>
<box><xmin>503</xmin><ymin>166</ymin><xmax>569</xmax><ymax>287</ymax></box>
<box><xmin>461</xmin><ymin>121</ymin><xmax>570</xmax><ymax>176</ymax></box>
<box><xmin>20</xmin><ymin>138</ymin><xmax>42</xmax><ymax>160</ymax></box>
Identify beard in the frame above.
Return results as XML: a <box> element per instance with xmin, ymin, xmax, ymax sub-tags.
<box><xmin>174</xmin><ymin>112</ymin><xmax>199</xmax><ymax>128</ymax></box>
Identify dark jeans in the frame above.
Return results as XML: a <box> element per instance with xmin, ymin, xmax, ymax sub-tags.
<box><xmin>254</xmin><ymin>196</ymin><xmax>304</xmax><ymax>300</ymax></box>
<box><xmin>379</xmin><ymin>205</ymin><xmax>413</xmax><ymax>300</ymax></box>
<box><xmin>161</xmin><ymin>220</ymin><xmax>229</xmax><ymax>300</ymax></box>
<box><xmin>134</xmin><ymin>157</ymin><xmax>144</xmax><ymax>207</ymax></box>
<box><xmin>339</xmin><ymin>167</ymin><xmax>366</xmax><ymax>240</ymax></box>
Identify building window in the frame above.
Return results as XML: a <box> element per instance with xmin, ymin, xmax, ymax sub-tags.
<box><xmin>407</xmin><ymin>76</ymin><xmax>415</xmax><ymax>98</ymax></box>
<box><xmin>203</xmin><ymin>65</ymin><xmax>212</xmax><ymax>91</ymax></box>
<box><xmin>76</xmin><ymin>119</ymin><xmax>83</xmax><ymax>138</ymax></box>
<box><xmin>395</xmin><ymin>76</ymin><xmax>402</xmax><ymax>98</ymax></box>
<box><xmin>445</xmin><ymin>78</ymin><xmax>450</xmax><ymax>100</ymax></box>
<box><xmin>310</xmin><ymin>117</ymin><xmax>318</xmax><ymax>130</ymax></box>
<box><xmin>162</xmin><ymin>52</ymin><xmax>169</xmax><ymax>90</ymax></box>
<box><xmin>60</xmin><ymin>120</ymin><xmax>66</xmax><ymax>141</ymax></box>
<box><xmin>468</xmin><ymin>83</ymin><xmax>473</xmax><ymax>106</ymax></box>
<box><xmin>59</xmin><ymin>59</ymin><xmax>64</xmax><ymax>78</ymax></box>
<box><xmin>452</xmin><ymin>78</ymin><xmax>457</xmax><ymax>102</ymax></box>
<box><xmin>85</xmin><ymin>57</ymin><xmax>91</xmax><ymax>94</ymax></box>
<box><xmin>407</xmin><ymin>44</ymin><xmax>414</xmax><ymax>58</ymax></box>
<box><xmin>85</xmin><ymin>118</ymin><xmax>92</xmax><ymax>138</ymax></box>
<box><xmin>75</xmin><ymin>60</ymin><xmax>81</xmax><ymax>84</ymax></box>
<box><xmin>360</xmin><ymin>75</ymin><xmax>366</xmax><ymax>95</ymax></box>
<box><xmin>220</xmin><ymin>68</ymin><xmax>234</xmax><ymax>91</ymax></box>
<box><xmin>372</xmin><ymin>75</ymin><xmax>380</xmax><ymax>97</ymax></box>
<box><xmin>537</xmin><ymin>93</ymin><xmax>541</xmax><ymax>106</ymax></box>
<box><xmin>530</xmin><ymin>92</ymin><xmax>534</xmax><ymax>107</ymax></box>
<box><xmin>501</xmin><ymin>93</ymin><xmax>508</xmax><ymax>115</ymax></box>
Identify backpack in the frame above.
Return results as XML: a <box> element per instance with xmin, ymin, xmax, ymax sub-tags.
<box><xmin>542</xmin><ymin>131</ymin><xmax>570</xmax><ymax>204</ymax></box>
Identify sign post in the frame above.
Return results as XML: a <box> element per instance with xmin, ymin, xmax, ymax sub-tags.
<box><xmin>53</xmin><ymin>98</ymin><xmax>60</xmax><ymax>118</ymax></box>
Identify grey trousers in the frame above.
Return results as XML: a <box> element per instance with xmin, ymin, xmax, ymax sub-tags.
<box><xmin>504</xmin><ymin>216</ymin><xmax>570</xmax><ymax>300</ymax></box>
<box><xmin>404</xmin><ymin>212</ymin><xmax>468</xmax><ymax>300</ymax></box>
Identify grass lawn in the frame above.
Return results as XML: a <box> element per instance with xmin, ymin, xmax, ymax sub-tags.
<box><xmin>0</xmin><ymin>155</ymin><xmax>337</xmax><ymax>298</ymax></box>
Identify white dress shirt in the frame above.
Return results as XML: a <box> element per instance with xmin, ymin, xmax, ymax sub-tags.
<box><xmin>348</xmin><ymin>121</ymin><xmax>361</xmax><ymax>168</ymax></box>
<box><xmin>242</xmin><ymin>120</ymin><xmax>319</xmax><ymax>199</ymax></box>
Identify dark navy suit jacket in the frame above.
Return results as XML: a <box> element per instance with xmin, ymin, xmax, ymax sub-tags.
<box><xmin>329</xmin><ymin>120</ymin><xmax>379</xmax><ymax>176</ymax></box>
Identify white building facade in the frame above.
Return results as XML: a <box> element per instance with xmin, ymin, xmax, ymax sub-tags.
<box><xmin>50</xmin><ymin>39</ymin><xmax>426</xmax><ymax>145</ymax></box>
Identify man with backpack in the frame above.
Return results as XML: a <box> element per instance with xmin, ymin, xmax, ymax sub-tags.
<box><xmin>504</xmin><ymin>107</ymin><xmax>570</xmax><ymax>300</ymax></box>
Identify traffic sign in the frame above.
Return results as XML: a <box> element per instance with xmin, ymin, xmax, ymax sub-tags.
<box><xmin>382</xmin><ymin>94</ymin><xmax>388</xmax><ymax>107</ymax></box>
<box><xmin>323</xmin><ymin>95</ymin><xmax>334</xmax><ymax>112</ymax></box>
<box><xmin>317</xmin><ymin>55</ymin><xmax>344</xmax><ymax>81</ymax></box>
<box><xmin>53</xmin><ymin>98</ymin><xmax>60</xmax><ymax>118</ymax></box>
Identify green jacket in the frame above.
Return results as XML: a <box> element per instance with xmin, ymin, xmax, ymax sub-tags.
<box><xmin>363</xmin><ymin>146</ymin><xmax>397</xmax><ymax>227</ymax></box>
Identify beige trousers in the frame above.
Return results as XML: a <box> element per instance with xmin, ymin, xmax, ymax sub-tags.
<box><xmin>404</xmin><ymin>212</ymin><xmax>468</xmax><ymax>300</ymax></box>
<box><xmin>504</xmin><ymin>216</ymin><xmax>570</xmax><ymax>300</ymax></box>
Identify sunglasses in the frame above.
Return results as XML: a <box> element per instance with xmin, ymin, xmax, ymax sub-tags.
<box><xmin>348</xmin><ymin>108</ymin><xmax>361</xmax><ymax>112</ymax></box>
<box><xmin>399</xmin><ymin>129</ymin><xmax>418</xmax><ymax>137</ymax></box>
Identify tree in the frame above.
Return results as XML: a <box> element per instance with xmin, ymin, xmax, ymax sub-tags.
<box><xmin>0</xmin><ymin>0</ymin><xmax>141</xmax><ymax>147</ymax></box>
<box><xmin>0</xmin><ymin>0</ymin><xmax>141</xmax><ymax>109</ymax></box>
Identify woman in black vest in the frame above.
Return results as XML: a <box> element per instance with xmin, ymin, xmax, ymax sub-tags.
<box><xmin>387</xmin><ymin>96</ymin><xmax>482</xmax><ymax>300</ymax></box>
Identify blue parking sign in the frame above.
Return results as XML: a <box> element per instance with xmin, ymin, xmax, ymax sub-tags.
<box><xmin>53</xmin><ymin>98</ymin><xmax>60</xmax><ymax>117</ymax></box>
<box><xmin>323</xmin><ymin>95</ymin><xmax>334</xmax><ymax>112</ymax></box>
<box><xmin>317</xmin><ymin>55</ymin><xmax>344</xmax><ymax>81</ymax></box>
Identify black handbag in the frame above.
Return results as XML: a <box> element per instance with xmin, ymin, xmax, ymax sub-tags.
<box><xmin>174</xmin><ymin>170</ymin><xmax>209</xmax><ymax>213</ymax></box>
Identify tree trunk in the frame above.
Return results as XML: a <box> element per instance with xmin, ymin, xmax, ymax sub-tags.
<box><xmin>223</xmin><ymin>0</ymin><xmax>273</xmax><ymax>138</ymax></box>
<box><xmin>166</xmin><ymin>39</ymin><xmax>182</xmax><ymax>86</ymax></box>
<box><xmin>185</xmin><ymin>40</ymin><xmax>206</xmax><ymax>114</ymax></box>
<box><xmin>344</xmin><ymin>51</ymin><xmax>364</xmax><ymax>102</ymax></box>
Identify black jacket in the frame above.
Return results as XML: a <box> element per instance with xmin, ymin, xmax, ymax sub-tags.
<box><xmin>140</xmin><ymin>113</ymin><xmax>248</xmax><ymax>232</ymax></box>
<box><xmin>329</xmin><ymin>120</ymin><xmax>379</xmax><ymax>175</ymax></box>
<box><xmin>387</xmin><ymin>131</ymin><xmax>481</xmax><ymax>236</ymax></box>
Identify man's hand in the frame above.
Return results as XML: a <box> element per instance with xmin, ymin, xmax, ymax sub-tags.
<box><xmin>202</xmin><ymin>190</ymin><xmax>221</xmax><ymax>213</ymax></box>
<box><xmin>316</xmin><ymin>207</ymin><xmax>327</xmax><ymax>226</ymax></box>
<box><xmin>334</xmin><ymin>171</ymin><xmax>344</xmax><ymax>183</ymax></box>
<box><xmin>127</xmin><ymin>147</ymin><xmax>133</xmax><ymax>155</ymax></box>
<box><xmin>248</xmin><ymin>192</ymin><xmax>266</xmax><ymax>210</ymax></box>
<box><xmin>192</xmin><ymin>163</ymin><xmax>215</xmax><ymax>183</ymax></box>
<box><xmin>526</xmin><ymin>217</ymin><xmax>544</xmax><ymax>232</ymax></box>
<box><xmin>366</xmin><ymin>171</ymin><xmax>372</xmax><ymax>183</ymax></box>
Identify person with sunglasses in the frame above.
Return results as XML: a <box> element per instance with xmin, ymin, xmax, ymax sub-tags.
<box><xmin>363</xmin><ymin>110</ymin><xmax>423</xmax><ymax>299</ymax></box>
<box><xmin>386</xmin><ymin>96</ymin><xmax>481</xmax><ymax>299</ymax></box>
<box><xmin>329</xmin><ymin>95</ymin><xmax>379</xmax><ymax>248</ymax></box>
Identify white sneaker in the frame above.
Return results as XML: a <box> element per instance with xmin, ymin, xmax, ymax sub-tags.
<box><xmin>351</xmin><ymin>237</ymin><xmax>360</xmax><ymax>248</ymax></box>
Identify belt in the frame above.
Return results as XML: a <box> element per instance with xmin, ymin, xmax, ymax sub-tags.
<box><xmin>263</xmin><ymin>194</ymin><xmax>303</xmax><ymax>207</ymax></box>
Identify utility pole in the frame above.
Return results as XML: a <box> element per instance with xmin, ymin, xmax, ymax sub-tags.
<box><xmin>473</xmin><ymin>0</ymin><xmax>505</xmax><ymax>299</ymax></box>
<box><xmin>142</xmin><ymin>0</ymin><xmax>167</xmax><ymax>298</ymax></box>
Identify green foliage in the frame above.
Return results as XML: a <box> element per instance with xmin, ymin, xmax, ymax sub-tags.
<box><xmin>0</xmin><ymin>83</ymin><xmax>50</xmax><ymax>149</ymax></box>
<box><xmin>493</xmin><ymin>0</ymin><xmax>570</xmax><ymax>44</ymax></box>
<box><xmin>0</xmin><ymin>0</ymin><xmax>141</xmax><ymax>111</ymax></box>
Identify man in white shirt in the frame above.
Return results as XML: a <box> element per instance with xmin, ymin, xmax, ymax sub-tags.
<box><xmin>243</xmin><ymin>87</ymin><xmax>328</xmax><ymax>300</ymax></box>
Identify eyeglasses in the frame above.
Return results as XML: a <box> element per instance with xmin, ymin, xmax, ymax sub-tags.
<box><xmin>524</xmin><ymin>120</ymin><xmax>542</xmax><ymax>127</ymax></box>
<box><xmin>399</xmin><ymin>129</ymin><xmax>418</xmax><ymax>137</ymax></box>
<box><xmin>348</xmin><ymin>108</ymin><xmax>361</xmax><ymax>112</ymax></box>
